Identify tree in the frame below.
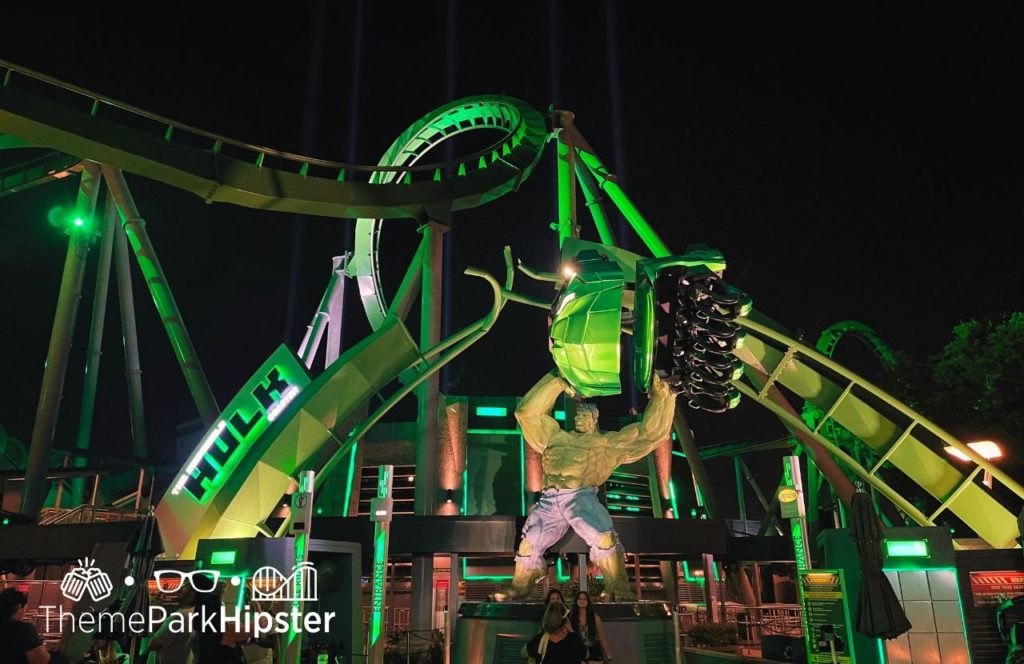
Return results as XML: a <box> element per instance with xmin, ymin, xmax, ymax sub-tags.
<box><xmin>882</xmin><ymin>312</ymin><xmax>1024</xmax><ymax>462</ymax></box>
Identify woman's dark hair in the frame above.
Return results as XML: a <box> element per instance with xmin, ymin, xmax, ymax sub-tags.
<box><xmin>0</xmin><ymin>588</ymin><xmax>28</xmax><ymax>621</ymax></box>
<box><xmin>570</xmin><ymin>590</ymin><xmax>596</xmax><ymax>634</ymax></box>
<box><xmin>544</xmin><ymin>588</ymin><xmax>564</xmax><ymax>606</ymax></box>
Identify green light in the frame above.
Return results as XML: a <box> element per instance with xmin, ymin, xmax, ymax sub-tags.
<box><xmin>885</xmin><ymin>539</ymin><xmax>929</xmax><ymax>558</ymax></box>
<box><xmin>475</xmin><ymin>406</ymin><xmax>507</xmax><ymax>417</ymax></box>
<box><xmin>74</xmin><ymin>218</ymin><xmax>84</xmax><ymax>227</ymax></box>
<box><xmin>466</xmin><ymin>428</ymin><xmax>519</xmax><ymax>435</ymax></box>
<box><xmin>668</xmin><ymin>481</ymin><xmax>679</xmax><ymax>519</ymax></box>
<box><xmin>316</xmin><ymin>506</ymin><xmax>323</xmax><ymax>515</ymax></box>
<box><xmin>554</xmin><ymin>410</ymin><xmax>566</xmax><ymax>421</ymax></box>
<box><xmin>371</xmin><ymin>530</ymin><xmax>387</xmax><ymax>644</ymax></box>
<box><xmin>462</xmin><ymin>468</ymin><xmax>468</xmax><ymax>515</ymax></box>
<box><xmin>792</xmin><ymin>519</ymin><xmax>808</xmax><ymax>571</ymax></box>
<box><xmin>342</xmin><ymin>442</ymin><xmax>358</xmax><ymax>517</ymax></box>
<box><xmin>2</xmin><ymin>518</ymin><xmax>9</xmax><ymax>526</ymax></box>
<box><xmin>461</xmin><ymin>558</ymin><xmax>513</xmax><ymax>581</ymax></box>
<box><xmin>210</xmin><ymin>550</ymin><xmax>236</xmax><ymax>565</ymax></box>
<box><xmin>681</xmin><ymin>560</ymin><xmax>719</xmax><ymax>583</ymax></box>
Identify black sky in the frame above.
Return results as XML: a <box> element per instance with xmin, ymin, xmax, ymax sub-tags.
<box><xmin>2</xmin><ymin>6</ymin><xmax>1023</xmax><ymax>469</ymax></box>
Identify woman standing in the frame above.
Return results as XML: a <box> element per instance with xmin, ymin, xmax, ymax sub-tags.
<box><xmin>525</xmin><ymin>603</ymin><xmax>584</xmax><ymax>664</ymax></box>
<box><xmin>569</xmin><ymin>591</ymin><xmax>613</xmax><ymax>664</ymax></box>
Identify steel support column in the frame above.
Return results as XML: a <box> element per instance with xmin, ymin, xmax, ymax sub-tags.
<box><xmin>672</xmin><ymin>405</ymin><xmax>722</xmax><ymax>518</ymax></box>
<box><xmin>22</xmin><ymin>161</ymin><xmax>102</xmax><ymax>518</ymax></box>
<box><xmin>114</xmin><ymin>211</ymin><xmax>147</xmax><ymax>458</ymax></box>
<box><xmin>412</xmin><ymin>220</ymin><xmax>446</xmax><ymax>634</ymax></box>
<box><xmin>70</xmin><ymin>195</ymin><xmax>117</xmax><ymax>505</ymax></box>
<box><xmin>102</xmin><ymin>166</ymin><xmax>219</xmax><ymax>426</ymax></box>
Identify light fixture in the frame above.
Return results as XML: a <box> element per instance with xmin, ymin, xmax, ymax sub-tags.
<box><xmin>945</xmin><ymin>440</ymin><xmax>1002</xmax><ymax>489</ymax></box>
<box><xmin>444</xmin><ymin>489</ymin><xmax>454</xmax><ymax>504</ymax></box>
<box><xmin>944</xmin><ymin>440</ymin><xmax>1002</xmax><ymax>461</ymax></box>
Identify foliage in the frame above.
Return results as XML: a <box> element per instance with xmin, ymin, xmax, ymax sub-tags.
<box><xmin>688</xmin><ymin>621</ymin><xmax>739</xmax><ymax>647</ymax></box>
<box><xmin>881</xmin><ymin>312</ymin><xmax>1024</xmax><ymax>451</ymax></box>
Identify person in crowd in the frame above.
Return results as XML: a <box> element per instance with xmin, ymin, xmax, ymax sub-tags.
<box><xmin>569</xmin><ymin>591</ymin><xmax>612</xmax><ymax>664</ymax></box>
<box><xmin>525</xmin><ymin>603</ymin><xmax>584</xmax><ymax>664</ymax></box>
<box><xmin>0</xmin><ymin>588</ymin><xmax>50</xmax><ymax>664</ymax></box>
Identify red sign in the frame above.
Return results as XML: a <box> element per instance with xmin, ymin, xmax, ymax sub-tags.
<box><xmin>435</xmin><ymin>579</ymin><xmax>449</xmax><ymax>590</ymax></box>
<box><xmin>969</xmin><ymin>570</ymin><xmax>1024</xmax><ymax>607</ymax></box>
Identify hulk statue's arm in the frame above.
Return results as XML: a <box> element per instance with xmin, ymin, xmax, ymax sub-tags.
<box><xmin>515</xmin><ymin>371</ymin><xmax>568</xmax><ymax>454</ymax></box>
<box><xmin>606</xmin><ymin>373</ymin><xmax>676</xmax><ymax>464</ymax></box>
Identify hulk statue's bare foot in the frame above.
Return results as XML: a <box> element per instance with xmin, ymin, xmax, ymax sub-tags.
<box><xmin>597</xmin><ymin>552</ymin><xmax>636</xmax><ymax>602</ymax></box>
<box><xmin>496</xmin><ymin>564</ymin><xmax>543</xmax><ymax>602</ymax></box>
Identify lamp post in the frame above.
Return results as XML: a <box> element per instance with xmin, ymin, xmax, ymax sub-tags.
<box><xmin>944</xmin><ymin>440</ymin><xmax>1003</xmax><ymax>489</ymax></box>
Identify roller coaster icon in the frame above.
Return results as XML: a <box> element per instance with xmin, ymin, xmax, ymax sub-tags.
<box><xmin>251</xmin><ymin>562</ymin><xmax>318</xmax><ymax>602</ymax></box>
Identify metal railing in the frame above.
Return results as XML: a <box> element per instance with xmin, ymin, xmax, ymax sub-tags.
<box><xmin>0</xmin><ymin>58</ymin><xmax>524</xmax><ymax>182</ymax></box>
<box><xmin>681</xmin><ymin>602</ymin><xmax>804</xmax><ymax>646</ymax></box>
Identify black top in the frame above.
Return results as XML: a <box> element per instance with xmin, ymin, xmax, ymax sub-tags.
<box><xmin>526</xmin><ymin>631</ymin><xmax>585</xmax><ymax>664</ymax></box>
<box><xmin>0</xmin><ymin>620</ymin><xmax>44</xmax><ymax>664</ymax></box>
<box><xmin>570</xmin><ymin>611</ymin><xmax>605</xmax><ymax>661</ymax></box>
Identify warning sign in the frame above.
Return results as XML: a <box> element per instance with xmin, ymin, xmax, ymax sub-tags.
<box><xmin>969</xmin><ymin>571</ymin><xmax>1024</xmax><ymax>607</ymax></box>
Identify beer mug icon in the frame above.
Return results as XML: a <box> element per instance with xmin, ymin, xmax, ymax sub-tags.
<box><xmin>60</xmin><ymin>558</ymin><xmax>113</xmax><ymax>602</ymax></box>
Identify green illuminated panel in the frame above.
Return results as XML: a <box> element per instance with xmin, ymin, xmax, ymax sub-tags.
<box><xmin>475</xmin><ymin>406</ymin><xmax>508</xmax><ymax>417</ymax></box>
<box><xmin>669</xmin><ymin>481</ymin><xmax>680</xmax><ymax>518</ymax></box>
<box><xmin>210</xmin><ymin>550</ymin><xmax>236</xmax><ymax>566</ymax></box>
<box><xmin>554</xmin><ymin>410</ymin><xmax>566</xmax><ymax>421</ymax></box>
<box><xmin>885</xmin><ymin>539</ymin><xmax>929</xmax><ymax>558</ymax></box>
<box><xmin>342</xmin><ymin>442</ymin><xmax>358</xmax><ymax>517</ymax></box>
<box><xmin>466</xmin><ymin>428</ymin><xmax>520</xmax><ymax>435</ymax></box>
<box><xmin>462</xmin><ymin>558</ymin><xmax>512</xmax><ymax>581</ymax></box>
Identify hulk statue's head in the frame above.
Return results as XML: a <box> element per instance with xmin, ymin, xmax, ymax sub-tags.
<box><xmin>573</xmin><ymin>403</ymin><xmax>599</xmax><ymax>434</ymax></box>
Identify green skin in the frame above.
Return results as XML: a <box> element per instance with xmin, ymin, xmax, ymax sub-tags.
<box><xmin>510</xmin><ymin>371</ymin><xmax>676</xmax><ymax>599</ymax></box>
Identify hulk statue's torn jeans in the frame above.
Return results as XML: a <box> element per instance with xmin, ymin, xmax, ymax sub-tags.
<box><xmin>516</xmin><ymin>486</ymin><xmax>624</xmax><ymax>572</ymax></box>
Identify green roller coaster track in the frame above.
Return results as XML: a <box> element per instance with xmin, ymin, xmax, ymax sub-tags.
<box><xmin>1</xmin><ymin>59</ymin><xmax>1020</xmax><ymax>553</ymax></box>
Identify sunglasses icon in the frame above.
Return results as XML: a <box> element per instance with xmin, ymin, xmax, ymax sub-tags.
<box><xmin>154</xmin><ymin>570</ymin><xmax>221</xmax><ymax>593</ymax></box>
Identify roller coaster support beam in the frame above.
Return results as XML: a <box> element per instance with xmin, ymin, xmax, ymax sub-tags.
<box><xmin>71</xmin><ymin>196</ymin><xmax>117</xmax><ymax>505</ymax></box>
<box><xmin>573</xmin><ymin>158</ymin><xmax>615</xmax><ymax>246</ymax></box>
<box><xmin>23</xmin><ymin>161</ymin><xmax>102</xmax><ymax>518</ymax></box>
<box><xmin>298</xmin><ymin>254</ymin><xmax>350</xmax><ymax>369</ymax></box>
<box><xmin>113</xmin><ymin>203</ymin><xmax>147</xmax><ymax>458</ymax></box>
<box><xmin>413</xmin><ymin>220</ymin><xmax>446</xmax><ymax>633</ymax></box>
<box><xmin>102</xmin><ymin>166</ymin><xmax>219</xmax><ymax>426</ymax></box>
<box><xmin>671</xmin><ymin>405</ymin><xmax>723</xmax><ymax>519</ymax></box>
<box><xmin>387</xmin><ymin>238</ymin><xmax>426</xmax><ymax>321</ymax></box>
<box><xmin>565</xmin><ymin>126</ymin><xmax>672</xmax><ymax>257</ymax></box>
<box><xmin>555</xmin><ymin>120</ymin><xmax>579</xmax><ymax>247</ymax></box>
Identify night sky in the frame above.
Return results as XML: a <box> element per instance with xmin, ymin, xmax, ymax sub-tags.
<box><xmin>2</xmin><ymin>7</ymin><xmax>1023</xmax><ymax>477</ymax></box>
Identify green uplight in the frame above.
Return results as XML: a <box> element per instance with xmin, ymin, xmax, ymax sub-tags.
<box><xmin>885</xmin><ymin>539</ymin><xmax>929</xmax><ymax>558</ymax></box>
<box><xmin>554</xmin><ymin>410</ymin><xmax>566</xmax><ymax>421</ymax></box>
<box><xmin>2</xmin><ymin>517</ymin><xmax>9</xmax><ymax>526</ymax></box>
<box><xmin>210</xmin><ymin>550</ymin><xmax>236</xmax><ymax>565</ymax></box>
<box><xmin>466</xmin><ymin>428</ymin><xmax>519</xmax><ymax>435</ymax></box>
<box><xmin>668</xmin><ymin>481</ymin><xmax>679</xmax><ymax>519</ymax></box>
<box><xmin>475</xmin><ymin>406</ymin><xmax>508</xmax><ymax>417</ymax></box>
<box><xmin>74</xmin><ymin>218</ymin><xmax>84</xmax><ymax>227</ymax></box>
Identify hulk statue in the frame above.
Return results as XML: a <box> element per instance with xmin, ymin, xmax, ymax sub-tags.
<box><xmin>502</xmin><ymin>370</ymin><xmax>677</xmax><ymax>601</ymax></box>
